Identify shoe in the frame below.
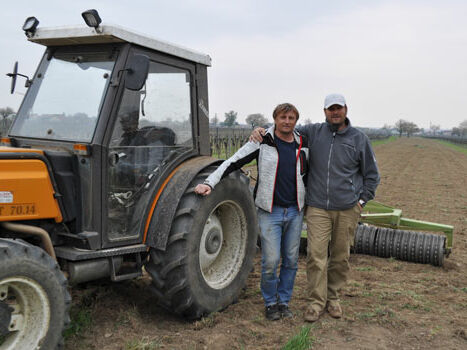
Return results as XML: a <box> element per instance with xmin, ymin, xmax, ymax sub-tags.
<box><xmin>265</xmin><ymin>304</ymin><xmax>281</xmax><ymax>321</ymax></box>
<box><xmin>278</xmin><ymin>304</ymin><xmax>293</xmax><ymax>318</ymax></box>
<box><xmin>327</xmin><ymin>301</ymin><xmax>343</xmax><ymax>319</ymax></box>
<box><xmin>304</xmin><ymin>305</ymin><xmax>324</xmax><ymax>322</ymax></box>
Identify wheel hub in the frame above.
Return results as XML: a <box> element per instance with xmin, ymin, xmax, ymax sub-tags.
<box><xmin>0</xmin><ymin>301</ymin><xmax>12</xmax><ymax>337</ymax></box>
<box><xmin>205</xmin><ymin>227</ymin><xmax>222</xmax><ymax>254</ymax></box>
<box><xmin>199</xmin><ymin>201</ymin><xmax>248</xmax><ymax>290</ymax></box>
<box><xmin>0</xmin><ymin>277</ymin><xmax>50</xmax><ymax>350</ymax></box>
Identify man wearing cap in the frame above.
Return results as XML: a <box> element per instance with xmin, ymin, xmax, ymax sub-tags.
<box><xmin>250</xmin><ymin>94</ymin><xmax>380</xmax><ymax>322</ymax></box>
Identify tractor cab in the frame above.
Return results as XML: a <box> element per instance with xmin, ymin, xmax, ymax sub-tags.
<box><xmin>5</xmin><ymin>19</ymin><xmax>211</xmax><ymax>249</ymax></box>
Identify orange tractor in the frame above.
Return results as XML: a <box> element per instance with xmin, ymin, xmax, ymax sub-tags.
<box><xmin>1</xmin><ymin>10</ymin><xmax>258</xmax><ymax>349</ymax></box>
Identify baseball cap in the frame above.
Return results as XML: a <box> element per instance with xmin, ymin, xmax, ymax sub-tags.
<box><xmin>324</xmin><ymin>93</ymin><xmax>346</xmax><ymax>109</ymax></box>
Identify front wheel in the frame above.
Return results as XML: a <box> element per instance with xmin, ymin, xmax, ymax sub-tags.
<box><xmin>0</xmin><ymin>239</ymin><xmax>70</xmax><ymax>350</ymax></box>
<box><xmin>145</xmin><ymin>168</ymin><xmax>259</xmax><ymax>319</ymax></box>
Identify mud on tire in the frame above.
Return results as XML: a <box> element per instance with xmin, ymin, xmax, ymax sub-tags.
<box><xmin>0</xmin><ymin>238</ymin><xmax>70</xmax><ymax>350</ymax></box>
<box><xmin>145</xmin><ymin>168</ymin><xmax>258</xmax><ymax>319</ymax></box>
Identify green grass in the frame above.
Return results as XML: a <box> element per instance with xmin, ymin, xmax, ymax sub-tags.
<box><xmin>371</xmin><ymin>135</ymin><xmax>396</xmax><ymax>146</ymax></box>
<box><xmin>356</xmin><ymin>307</ymin><xmax>395</xmax><ymax>321</ymax></box>
<box><xmin>192</xmin><ymin>312</ymin><xmax>218</xmax><ymax>330</ymax></box>
<box><xmin>435</xmin><ymin>140</ymin><xmax>467</xmax><ymax>155</ymax></box>
<box><xmin>282</xmin><ymin>326</ymin><xmax>315</xmax><ymax>350</ymax></box>
<box><xmin>125</xmin><ymin>337</ymin><xmax>161</xmax><ymax>350</ymax></box>
<box><xmin>355</xmin><ymin>266</ymin><xmax>374</xmax><ymax>272</ymax></box>
<box><xmin>64</xmin><ymin>307</ymin><xmax>93</xmax><ymax>339</ymax></box>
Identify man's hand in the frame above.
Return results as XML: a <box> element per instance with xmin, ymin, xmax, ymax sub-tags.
<box><xmin>249</xmin><ymin>127</ymin><xmax>266</xmax><ymax>143</ymax></box>
<box><xmin>194</xmin><ymin>184</ymin><xmax>212</xmax><ymax>196</ymax></box>
<box><xmin>357</xmin><ymin>202</ymin><xmax>363</xmax><ymax>212</ymax></box>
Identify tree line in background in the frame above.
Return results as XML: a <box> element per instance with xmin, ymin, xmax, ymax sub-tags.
<box><xmin>212</xmin><ymin>111</ymin><xmax>314</xmax><ymax>129</ymax></box>
<box><xmin>452</xmin><ymin>120</ymin><xmax>467</xmax><ymax>137</ymax></box>
<box><xmin>210</xmin><ymin>110</ymin><xmax>467</xmax><ymax>138</ymax></box>
<box><xmin>2</xmin><ymin>106</ymin><xmax>467</xmax><ymax>139</ymax></box>
<box><xmin>392</xmin><ymin>118</ymin><xmax>467</xmax><ymax>138</ymax></box>
<box><xmin>210</xmin><ymin>111</ymin><xmax>268</xmax><ymax>128</ymax></box>
<box><xmin>394</xmin><ymin>119</ymin><xmax>420</xmax><ymax>137</ymax></box>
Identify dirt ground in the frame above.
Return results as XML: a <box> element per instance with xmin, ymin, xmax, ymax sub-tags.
<box><xmin>65</xmin><ymin>137</ymin><xmax>467</xmax><ymax>350</ymax></box>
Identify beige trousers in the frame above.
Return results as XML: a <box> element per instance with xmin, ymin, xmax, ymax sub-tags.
<box><xmin>305</xmin><ymin>205</ymin><xmax>360</xmax><ymax>311</ymax></box>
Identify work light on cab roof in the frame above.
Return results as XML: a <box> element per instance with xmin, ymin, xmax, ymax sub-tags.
<box><xmin>22</xmin><ymin>16</ymin><xmax>39</xmax><ymax>37</ymax></box>
<box><xmin>81</xmin><ymin>9</ymin><xmax>102</xmax><ymax>29</ymax></box>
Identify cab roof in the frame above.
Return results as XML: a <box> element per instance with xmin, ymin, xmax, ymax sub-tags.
<box><xmin>28</xmin><ymin>24</ymin><xmax>211</xmax><ymax>66</ymax></box>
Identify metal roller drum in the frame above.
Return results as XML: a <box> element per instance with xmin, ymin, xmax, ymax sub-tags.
<box><xmin>430</xmin><ymin>234</ymin><xmax>445</xmax><ymax>267</ymax></box>
<box><xmin>362</xmin><ymin>226</ymin><xmax>373</xmax><ymax>255</ymax></box>
<box><xmin>374</xmin><ymin>227</ymin><xmax>383</xmax><ymax>257</ymax></box>
<box><xmin>407</xmin><ymin>231</ymin><xmax>417</xmax><ymax>262</ymax></box>
<box><xmin>376</xmin><ymin>227</ymin><xmax>388</xmax><ymax>258</ymax></box>
<box><xmin>386</xmin><ymin>227</ymin><xmax>396</xmax><ymax>258</ymax></box>
<box><xmin>384</xmin><ymin>228</ymin><xmax>393</xmax><ymax>258</ymax></box>
<box><xmin>353</xmin><ymin>224</ymin><xmax>366</xmax><ymax>254</ymax></box>
<box><xmin>393</xmin><ymin>229</ymin><xmax>403</xmax><ymax>259</ymax></box>
<box><xmin>369</xmin><ymin>226</ymin><xmax>378</xmax><ymax>255</ymax></box>
<box><xmin>352</xmin><ymin>224</ymin><xmax>446</xmax><ymax>266</ymax></box>
<box><xmin>423</xmin><ymin>233</ymin><xmax>434</xmax><ymax>265</ymax></box>
<box><xmin>415</xmin><ymin>232</ymin><xmax>425</xmax><ymax>263</ymax></box>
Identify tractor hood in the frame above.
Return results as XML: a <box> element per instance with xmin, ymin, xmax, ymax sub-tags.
<box><xmin>0</xmin><ymin>147</ymin><xmax>63</xmax><ymax>222</ymax></box>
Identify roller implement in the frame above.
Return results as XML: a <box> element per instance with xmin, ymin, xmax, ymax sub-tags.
<box><xmin>1</xmin><ymin>10</ymin><xmax>258</xmax><ymax>349</ymax></box>
<box><xmin>355</xmin><ymin>201</ymin><xmax>453</xmax><ymax>266</ymax></box>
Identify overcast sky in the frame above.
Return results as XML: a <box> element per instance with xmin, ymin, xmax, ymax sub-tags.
<box><xmin>1</xmin><ymin>0</ymin><xmax>466</xmax><ymax>129</ymax></box>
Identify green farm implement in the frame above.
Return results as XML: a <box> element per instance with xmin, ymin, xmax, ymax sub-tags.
<box><xmin>301</xmin><ymin>201</ymin><xmax>453</xmax><ymax>267</ymax></box>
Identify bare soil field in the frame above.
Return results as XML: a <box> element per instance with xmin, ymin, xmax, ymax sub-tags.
<box><xmin>65</xmin><ymin>137</ymin><xmax>467</xmax><ymax>350</ymax></box>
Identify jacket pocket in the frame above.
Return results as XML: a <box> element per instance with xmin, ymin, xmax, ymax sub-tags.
<box><xmin>349</xmin><ymin>178</ymin><xmax>355</xmax><ymax>193</ymax></box>
<box><xmin>341</xmin><ymin>142</ymin><xmax>356</xmax><ymax>152</ymax></box>
<box><xmin>338</xmin><ymin>143</ymin><xmax>358</xmax><ymax>166</ymax></box>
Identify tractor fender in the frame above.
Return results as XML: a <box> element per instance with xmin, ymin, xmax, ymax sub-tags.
<box><xmin>145</xmin><ymin>156</ymin><xmax>222</xmax><ymax>250</ymax></box>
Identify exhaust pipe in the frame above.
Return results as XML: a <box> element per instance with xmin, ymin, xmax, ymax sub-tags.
<box><xmin>0</xmin><ymin>222</ymin><xmax>56</xmax><ymax>260</ymax></box>
<box><xmin>68</xmin><ymin>257</ymin><xmax>123</xmax><ymax>285</ymax></box>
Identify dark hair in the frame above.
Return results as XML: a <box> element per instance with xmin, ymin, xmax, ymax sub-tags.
<box><xmin>272</xmin><ymin>103</ymin><xmax>299</xmax><ymax>120</ymax></box>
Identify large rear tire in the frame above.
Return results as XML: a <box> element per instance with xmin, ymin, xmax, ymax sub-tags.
<box><xmin>0</xmin><ymin>239</ymin><xmax>70</xmax><ymax>350</ymax></box>
<box><xmin>145</xmin><ymin>168</ymin><xmax>258</xmax><ymax>319</ymax></box>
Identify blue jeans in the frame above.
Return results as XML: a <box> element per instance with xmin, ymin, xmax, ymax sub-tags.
<box><xmin>258</xmin><ymin>205</ymin><xmax>304</xmax><ymax>306</ymax></box>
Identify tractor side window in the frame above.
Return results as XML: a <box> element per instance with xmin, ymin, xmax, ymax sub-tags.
<box><xmin>107</xmin><ymin>61</ymin><xmax>193</xmax><ymax>240</ymax></box>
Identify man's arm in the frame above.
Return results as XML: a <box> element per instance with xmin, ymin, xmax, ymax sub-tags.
<box><xmin>295</xmin><ymin>124</ymin><xmax>307</xmax><ymax>135</ymax></box>
<box><xmin>195</xmin><ymin>141</ymin><xmax>259</xmax><ymax>196</ymax></box>
<box><xmin>359</xmin><ymin>136</ymin><xmax>380</xmax><ymax>203</ymax></box>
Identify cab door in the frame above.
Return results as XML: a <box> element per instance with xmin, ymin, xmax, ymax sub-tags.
<box><xmin>101</xmin><ymin>49</ymin><xmax>197</xmax><ymax>247</ymax></box>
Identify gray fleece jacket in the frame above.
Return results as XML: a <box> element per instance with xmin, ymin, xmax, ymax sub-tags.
<box><xmin>204</xmin><ymin>126</ymin><xmax>309</xmax><ymax>212</ymax></box>
<box><xmin>297</xmin><ymin>119</ymin><xmax>380</xmax><ymax>210</ymax></box>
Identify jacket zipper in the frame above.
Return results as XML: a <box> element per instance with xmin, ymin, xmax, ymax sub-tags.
<box><xmin>326</xmin><ymin>132</ymin><xmax>336</xmax><ymax>209</ymax></box>
<box><xmin>296</xmin><ymin>136</ymin><xmax>302</xmax><ymax>210</ymax></box>
<box><xmin>271</xmin><ymin>146</ymin><xmax>279</xmax><ymax>212</ymax></box>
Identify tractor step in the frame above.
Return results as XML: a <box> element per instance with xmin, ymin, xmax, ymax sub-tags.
<box><xmin>109</xmin><ymin>254</ymin><xmax>143</xmax><ymax>282</ymax></box>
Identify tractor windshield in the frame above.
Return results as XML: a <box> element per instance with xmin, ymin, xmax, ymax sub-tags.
<box><xmin>10</xmin><ymin>49</ymin><xmax>116</xmax><ymax>142</ymax></box>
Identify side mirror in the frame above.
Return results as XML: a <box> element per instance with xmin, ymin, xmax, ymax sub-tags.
<box><xmin>6</xmin><ymin>61</ymin><xmax>32</xmax><ymax>94</ymax></box>
<box><xmin>7</xmin><ymin>62</ymin><xmax>18</xmax><ymax>94</ymax></box>
<box><xmin>124</xmin><ymin>54</ymin><xmax>149</xmax><ymax>91</ymax></box>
